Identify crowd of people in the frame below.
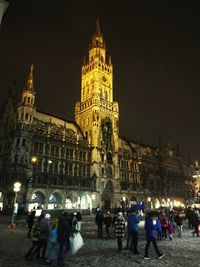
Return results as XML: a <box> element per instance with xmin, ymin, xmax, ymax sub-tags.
<box><xmin>25</xmin><ymin>210</ymin><xmax>82</xmax><ymax>266</ymax></box>
<box><xmin>23</xmin><ymin>205</ymin><xmax>200</xmax><ymax>266</ymax></box>
<box><xmin>94</xmin><ymin>206</ymin><xmax>200</xmax><ymax>259</ymax></box>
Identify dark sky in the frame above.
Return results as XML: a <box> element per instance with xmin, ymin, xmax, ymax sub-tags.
<box><xmin>0</xmin><ymin>0</ymin><xmax>200</xmax><ymax>161</ymax></box>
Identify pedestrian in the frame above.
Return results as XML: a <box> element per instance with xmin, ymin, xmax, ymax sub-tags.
<box><xmin>127</xmin><ymin>207</ymin><xmax>140</xmax><ymax>254</ymax></box>
<box><xmin>156</xmin><ymin>218</ymin><xmax>162</xmax><ymax>241</ymax></box>
<box><xmin>174</xmin><ymin>212</ymin><xmax>184</xmax><ymax>238</ymax></box>
<box><xmin>46</xmin><ymin>218</ymin><xmax>59</xmax><ymax>265</ymax></box>
<box><xmin>75</xmin><ymin>211</ymin><xmax>82</xmax><ymax>232</ymax></box>
<box><xmin>191</xmin><ymin>211</ymin><xmax>200</xmax><ymax>237</ymax></box>
<box><xmin>24</xmin><ymin>223</ymin><xmax>40</xmax><ymax>261</ymax></box>
<box><xmin>26</xmin><ymin>210</ymin><xmax>36</xmax><ymax>238</ymax></box>
<box><xmin>125</xmin><ymin>209</ymin><xmax>132</xmax><ymax>250</ymax></box>
<box><xmin>168</xmin><ymin>220</ymin><xmax>175</xmax><ymax>241</ymax></box>
<box><xmin>31</xmin><ymin>213</ymin><xmax>51</xmax><ymax>261</ymax></box>
<box><xmin>95</xmin><ymin>210</ymin><xmax>105</xmax><ymax>238</ymax></box>
<box><xmin>57</xmin><ymin>212</ymin><xmax>72</xmax><ymax>267</ymax></box>
<box><xmin>104</xmin><ymin>211</ymin><xmax>113</xmax><ymax>239</ymax></box>
<box><xmin>144</xmin><ymin>212</ymin><xmax>165</xmax><ymax>260</ymax></box>
<box><xmin>160</xmin><ymin>210</ymin><xmax>169</xmax><ymax>240</ymax></box>
<box><xmin>114</xmin><ymin>212</ymin><xmax>125</xmax><ymax>252</ymax></box>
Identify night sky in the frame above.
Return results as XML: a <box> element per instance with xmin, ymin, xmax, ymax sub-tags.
<box><xmin>0</xmin><ymin>0</ymin><xmax>200</xmax><ymax>161</ymax></box>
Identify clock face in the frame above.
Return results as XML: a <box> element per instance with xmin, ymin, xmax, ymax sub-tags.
<box><xmin>102</xmin><ymin>76</ymin><xmax>106</xmax><ymax>82</ymax></box>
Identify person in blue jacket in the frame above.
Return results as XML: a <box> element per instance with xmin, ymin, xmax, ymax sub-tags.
<box><xmin>127</xmin><ymin>207</ymin><xmax>140</xmax><ymax>254</ymax></box>
<box><xmin>144</xmin><ymin>212</ymin><xmax>165</xmax><ymax>259</ymax></box>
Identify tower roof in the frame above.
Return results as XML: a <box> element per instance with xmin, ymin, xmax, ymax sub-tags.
<box><xmin>26</xmin><ymin>64</ymin><xmax>34</xmax><ymax>91</ymax></box>
<box><xmin>96</xmin><ymin>17</ymin><xmax>100</xmax><ymax>35</ymax></box>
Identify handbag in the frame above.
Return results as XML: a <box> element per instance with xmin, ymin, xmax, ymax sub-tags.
<box><xmin>70</xmin><ymin>232</ymin><xmax>84</xmax><ymax>255</ymax></box>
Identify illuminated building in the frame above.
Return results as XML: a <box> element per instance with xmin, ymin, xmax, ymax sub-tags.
<box><xmin>0</xmin><ymin>20</ymin><xmax>195</xmax><ymax>212</ymax></box>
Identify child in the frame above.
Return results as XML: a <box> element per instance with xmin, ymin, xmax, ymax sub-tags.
<box><xmin>46</xmin><ymin>218</ymin><xmax>59</xmax><ymax>264</ymax></box>
<box><xmin>168</xmin><ymin>220</ymin><xmax>175</xmax><ymax>241</ymax></box>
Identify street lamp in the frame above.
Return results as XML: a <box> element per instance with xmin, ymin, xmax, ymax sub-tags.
<box><xmin>10</xmin><ymin>182</ymin><xmax>21</xmax><ymax>227</ymax></box>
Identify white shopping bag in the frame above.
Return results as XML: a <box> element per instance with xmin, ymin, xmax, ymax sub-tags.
<box><xmin>70</xmin><ymin>232</ymin><xmax>84</xmax><ymax>255</ymax></box>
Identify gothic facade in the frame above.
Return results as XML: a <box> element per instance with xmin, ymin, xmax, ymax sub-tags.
<box><xmin>0</xmin><ymin>21</ymin><xmax>195</xmax><ymax>212</ymax></box>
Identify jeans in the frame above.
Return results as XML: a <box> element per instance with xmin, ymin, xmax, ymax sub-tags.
<box><xmin>57</xmin><ymin>239</ymin><xmax>70</xmax><ymax>265</ymax></box>
<box><xmin>177</xmin><ymin>225</ymin><xmax>183</xmax><ymax>238</ymax></box>
<box><xmin>47</xmin><ymin>242</ymin><xmax>58</xmax><ymax>261</ymax></box>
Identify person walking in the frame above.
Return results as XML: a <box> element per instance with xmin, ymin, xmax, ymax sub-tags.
<box><xmin>24</xmin><ymin>223</ymin><xmax>40</xmax><ymax>261</ymax></box>
<box><xmin>144</xmin><ymin>212</ymin><xmax>165</xmax><ymax>260</ymax></box>
<box><xmin>26</xmin><ymin>210</ymin><xmax>36</xmax><ymax>238</ymax></box>
<box><xmin>95</xmin><ymin>210</ymin><xmax>105</xmax><ymax>238</ymax></box>
<box><xmin>156</xmin><ymin>217</ymin><xmax>162</xmax><ymax>241</ymax></box>
<box><xmin>104</xmin><ymin>211</ymin><xmax>113</xmax><ymax>239</ymax></box>
<box><xmin>127</xmin><ymin>207</ymin><xmax>140</xmax><ymax>254</ymax></box>
<box><xmin>75</xmin><ymin>212</ymin><xmax>82</xmax><ymax>232</ymax></box>
<box><xmin>31</xmin><ymin>213</ymin><xmax>51</xmax><ymax>261</ymax></box>
<box><xmin>114</xmin><ymin>212</ymin><xmax>125</xmax><ymax>252</ymax></box>
<box><xmin>174</xmin><ymin>212</ymin><xmax>184</xmax><ymax>238</ymax></box>
<box><xmin>57</xmin><ymin>212</ymin><xmax>72</xmax><ymax>267</ymax></box>
<box><xmin>46</xmin><ymin>218</ymin><xmax>59</xmax><ymax>265</ymax></box>
<box><xmin>191</xmin><ymin>211</ymin><xmax>200</xmax><ymax>237</ymax></box>
<box><xmin>160</xmin><ymin>210</ymin><xmax>169</xmax><ymax>240</ymax></box>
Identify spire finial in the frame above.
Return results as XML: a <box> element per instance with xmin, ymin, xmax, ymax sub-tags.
<box><xmin>27</xmin><ymin>64</ymin><xmax>34</xmax><ymax>90</ymax></box>
<box><xmin>96</xmin><ymin>17</ymin><xmax>100</xmax><ymax>34</ymax></box>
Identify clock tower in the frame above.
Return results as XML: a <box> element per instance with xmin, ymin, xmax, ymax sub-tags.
<box><xmin>75</xmin><ymin>19</ymin><xmax>119</xmax><ymax>181</ymax></box>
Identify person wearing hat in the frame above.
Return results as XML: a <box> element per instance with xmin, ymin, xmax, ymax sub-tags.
<box><xmin>114</xmin><ymin>212</ymin><xmax>125</xmax><ymax>252</ymax></box>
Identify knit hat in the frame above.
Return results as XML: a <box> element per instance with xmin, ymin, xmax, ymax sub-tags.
<box><xmin>117</xmin><ymin>212</ymin><xmax>123</xmax><ymax>219</ymax></box>
<box><xmin>45</xmin><ymin>213</ymin><xmax>51</xmax><ymax>219</ymax></box>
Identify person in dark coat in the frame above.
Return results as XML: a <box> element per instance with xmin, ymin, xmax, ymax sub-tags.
<box><xmin>114</xmin><ymin>212</ymin><xmax>125</xmax><ymax>252</ymax></box>
<box><xmin>57</xmin><ymin>212</ymin><xmax>72</xmax><ymax>267</ymax></box>
<box><xmin>191</xmin><ymin>212</ymin><xmax>200</xmax><ymax>237</ymax></box>
<box><xmin>26</xmin><ymin>210</ymin><xmax>36</xmax><ymax>238</ymax></box>
<box><xmin>75</xmin><ymin>211</ymin><xmax>82</xmax><ymax>232</ymax></box>
<box><xmin>127</xmin><ymin>207</ymin><xmax>140</xmax><ymax>254</ymax></box>
<box><xmin>95</xmin><ymin>210</ymin><xmax>105</xmax><ymax>238</ymax></box>
<box><xmin>144</xmin><ymin>212</ymin><xmax>165</xmax><ymax>259</ymax></box>
<box><xmin>104</xmin><ymin>211</ymin><xmax>113</xmax><ymax>239</ymax></box>
<box><xmin>31</xmin><ymin>213</ymin><xmax>51</xmax><ymax>261</ymax></box>
<box><xmin>174</xmin><ymin>212</ymin><xmax>184</xmax><ymax>238</ymax></box>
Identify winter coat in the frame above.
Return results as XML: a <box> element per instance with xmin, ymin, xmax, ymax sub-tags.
<box><xmin>114</xmin><ymin>218</ymin><xmax>125</xmax><ymax>238</ymax></box>
<box><xmin>27</xmin><ymin>212</ymin><xmax>35</xmax><ymax>227</ymax></box>
<box><xmin>127</xmin><ymin>212</ymin><xmax>139</xmax><ymax>232</ymax></box>
<box><xmin>104</xmin><ymin>216</ymin><xmax>113</xmax><ymax>227</ymax></box>
<box><xmin>145</xmin><ymin>218</ymin><xmax>157</xmax><ymax>239</ymax></box>
<box><xmin>38</xmin><ymin>218</ymin><xmax>51</xmax><ymax>240</ymax></box>
<box><xmin>95</xmin><ymin>213</ymin><xmax>105</xmax><ymax>226</ymax></box>
<box><xmin>174</xmin><ymin>215</ymin><xmax>184</xmax><ymax>226</ymax></box>
<box><xmin>49</xmin><ymin>227</ymin><xmax>58</xmax><ymax>243</ymax></box>
<box><xmin>168</xmin><ymin>222</ymin><xmax>175</xmax><ymax>234</ymax></box>
<box><xmin>156</xmin><ymin>219</ymin><xmax>162</xmax><ymax>233</ymax></box>
<box><xmin>160</xmin><ymin>217</ymin><xmax>169</xmax><ymax>228</ymax></box>
<box><xmin>57</xmin><ymin>215</ymin><xmax>72</xmax><ymax>243</ymax></box>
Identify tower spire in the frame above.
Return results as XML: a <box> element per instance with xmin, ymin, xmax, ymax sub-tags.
<box><xmin>96</xmin><ymin>17</ymin><xmax>100</xmax><ymax>35</ymax></box>
<box><xmin>26</xmin><ymin>64</ymin><xmax>34</xmax><ymax>91</ymax></box>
